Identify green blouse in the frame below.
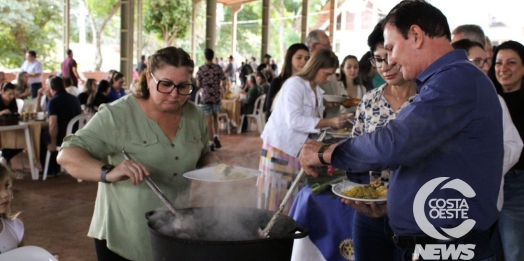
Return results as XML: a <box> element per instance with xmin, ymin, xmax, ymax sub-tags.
<box><xmin>61</xmin><ymin>95</ymin><xmax>209</xmax><ymax>261</ymax></box>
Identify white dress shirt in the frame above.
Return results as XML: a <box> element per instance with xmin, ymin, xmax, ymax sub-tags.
<box><xmin>21</xmin><ymin>60</ymin><xmax>43</xmax><ymax>84</ymax></box>
<box><xmin>261</xmin><ymin>76</ymin><xmax>325</xmax><ymax>157</ymax></box>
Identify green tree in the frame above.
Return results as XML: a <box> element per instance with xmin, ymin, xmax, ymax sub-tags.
<box><xmin>80</xmin><ymin>0</ymin><xmax>121</xmax><ymax>70</ymax></box>
<box><xmin>0</xmin><ymin>0</ymin><xmax>61</xmax><ymax>70</ymax></box>
<box><xmin>216</xmin><ymin>0</ymin><xmax>305</xmax><ymax>64</ymax></box>
<box><xmin>144</xmin><ymin>0</ymin><xmax>192</xmax><ymax>47</ymax></box>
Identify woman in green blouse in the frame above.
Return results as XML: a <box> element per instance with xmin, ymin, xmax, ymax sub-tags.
<box><xmin>57</xmin><ymin>47</ymin><xmax>215</xmax><ymax>261</ymax></box>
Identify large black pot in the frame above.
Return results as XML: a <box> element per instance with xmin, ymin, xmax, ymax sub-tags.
<box><xmin>146</xmin><ymin>207</ymin><xmax>308</xmax><ymax>261</ymax></box>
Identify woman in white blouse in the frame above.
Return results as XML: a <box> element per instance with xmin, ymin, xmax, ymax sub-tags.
<box><xmin>258</xmin><ymin>49</ymin><xmax>350</xmax><ymax>212</ymax></box>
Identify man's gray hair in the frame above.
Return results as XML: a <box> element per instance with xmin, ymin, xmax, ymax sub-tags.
<box><xmin>306</xmin><ymin>30</ymin><xmax>327</xmax><ymax>49</ymax></box>
<box><xmin>452</xmin><ymin>24</ymin><xmax>485</xmax><ymax>47</ymax></box>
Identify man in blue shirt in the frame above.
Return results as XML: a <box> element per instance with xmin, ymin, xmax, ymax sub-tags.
<box><xmin>298</xmin><ymin>1</ymin><xmax>503</xmax><ymax>260</ymax></box>
<box><xmin>40</xmin><ymin>76</ymin><xmax>82</xmax><ymax>176</ymax></box>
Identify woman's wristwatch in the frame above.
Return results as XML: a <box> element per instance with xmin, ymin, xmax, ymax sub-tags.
<box><xmin>100</xmin><ymin>164</ymin><xmax>115</xmax><ymax>183</ymax></box>
<box><xmin>317</xmin><ymin>144</ymin><xmax>331</xmax><ymax>165</ymax></box>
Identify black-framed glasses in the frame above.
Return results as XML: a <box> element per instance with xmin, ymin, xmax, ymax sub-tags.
<box><xmin>469</xmin><ymin>58</ymin><xmax>492</xmax><ymax>68</ymax></box>
<box><xmin>369</xmin><ymin>55</ymin><xmax>389</xmax><ymax>68</ymax></box>
<box><xmin>150</xmin><ymin>73</ymin><xmax>194</xmax><ymax>95</ymax></box>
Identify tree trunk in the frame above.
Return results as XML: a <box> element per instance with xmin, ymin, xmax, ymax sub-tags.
<box><xmin>94</xmin><ymin>31</ymin><xmax>103</xmax><ymax>70</ymax></box>
<box><xmin>85</xmin><ymin>12</ymin><xmax>101</xmax><ymax>70</ymax></box>
<box><xmin>279</xmin><ymin>0</ymin><xmax>285</xmax><ymax>61</ymax></box>
<box><xmin>164</xmin><ymin>26</ymin><xmax>170</xmax><ymax>46</ymax></box>
<box><xmin>80</xmin><ymin>0</ymin><xmax>121</xmax><ymax>70</ymax></box>
<box><xmin>167</xmin><ymin>29</ymin><xmax>178</xmax><ymax>46</ymax></box>
<box><xmin>272</xmin><ymin>1</ymin><xmax>285</xmax><ymax>61</ymax></box>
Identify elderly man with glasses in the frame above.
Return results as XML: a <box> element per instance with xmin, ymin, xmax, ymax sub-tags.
<box><xmin>306</xmin><ymin>30</ymin><xmax>340</xmax><ymax>118</ymax></box>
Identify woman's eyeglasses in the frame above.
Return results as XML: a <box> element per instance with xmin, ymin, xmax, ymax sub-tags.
<box><xmin>150</xmin><ymin>73</ymin><xmax>194</xmax><ymax>95</ymax></box>
<box><xmin>469</xmin><ymin>58</ymin><xmax>492</xmax><ymax>68</ymax></box>
<box><xmin>369</xmin><ymin>56</ymin><xmax>389</xmax><ymax>68</ymax></box>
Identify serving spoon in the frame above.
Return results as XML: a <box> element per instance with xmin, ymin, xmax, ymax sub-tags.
<box><xmin>122</xmin><ymin>147</ymin><xmax>195</xmax><ymax>234</ymax></box>
<box><xmin>259</xmin><ymin>130</ymin><xmax>328</xmax><ymax>238</ymax></box>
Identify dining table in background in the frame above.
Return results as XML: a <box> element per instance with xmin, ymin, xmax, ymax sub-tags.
<box><xmin>221</xmin><ymin>99</ymin><xmax>241</xmax><ymax>126</ymax></box>
<box><xmin>0</xmin><ymin>121</ymin><xmax>49</xmax><ymax>180</ymax></box>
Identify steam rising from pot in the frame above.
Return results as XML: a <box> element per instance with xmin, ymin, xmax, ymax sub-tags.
<box><xmin>148</xmin><ymin>207</ymin><xmax>274</xmax><ymax>241</ymax></box>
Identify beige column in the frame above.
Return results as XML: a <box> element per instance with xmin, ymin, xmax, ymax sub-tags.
<box><xmin>300</xmin><ymin>0</ymin><xmax>309</xmax><ymax>43</ymax></box>
<box><xmin>136</xmin><ymin>0</ymin><xmax>143</xmax><ymax>64</ymax></box>
<box><xmin>120</xmin><ymin>0</ymin><xmax>134</xmax><ymax>86</ymax></box>
<box><xmin>63</xmin><ymin>0</ymin><xmax>70</xmax><ymax>59</ymax></box>
<box><xmin>230</xmin><ymin>3</ymin><xmax>243</xmax><ymax>56</ymax></box>
<box><xmin>328</xmin><ymin>0</ymin><xmax>337</xmax><ymax>40</ymax></box>
<box><xmin>261</xmin><ymin>0</ymin><xmax>270</xmax><ymax>61</ymax></box>
<box><xmin>205</xmin><ymin>0</ymin><xmax>217</xmax><ymax>49</ymax></box>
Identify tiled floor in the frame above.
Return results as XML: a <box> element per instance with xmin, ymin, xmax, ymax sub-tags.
<box><xmin>10</xmin><ymin>130</ymin><xmax>263</xmax><ymax>261</ymax></box>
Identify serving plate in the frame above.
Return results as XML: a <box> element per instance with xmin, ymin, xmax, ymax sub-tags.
<box><xmin>327</xmin><ymin>129</ymin><xmax>352</xmax><ymax>139</ymax></box>
<box><xmin>332</xmin><ymin>180</ymin><xmax>387</xmax><ymax>204</ymax></box>
<box><xmin>323</xmin><ymin>95</ymin><xmax>348</xmax><ymax>103</ymax></box>
<box><xmin>183</xmin><ymin>166</ymin><xmax>259</xmax><ymax>182</ymax></box>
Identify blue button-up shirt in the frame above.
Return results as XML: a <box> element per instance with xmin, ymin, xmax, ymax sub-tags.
<box><xmin>108</xmin><ymin>87</ymin><xmax>127</xmax><ymax>102</ymax></box>
<box><xmin>332</xmin><ymin>50</ymin><xmax>503</xmax><ymax>236</ymax></box>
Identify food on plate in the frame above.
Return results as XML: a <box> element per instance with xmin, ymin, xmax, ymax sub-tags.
<box><xmin>341</xmin><ymin>182</ymin><xmax>388</xmax><ymax>199</ymax></box>
<box><xmin>370</xmin><ymin>180</ymin><xmax>384</xmax><ymax>188</ymax></box>
<box><xmin>342</xmin><ymin>186</ymin><xmax>380</xmax><ymax>199</ymax></box>
<box><xmin>225</xmin><ymin>171</ymin><xmax>247</xmax><ymax>180</ymax></box>
<box><xmin>214</xmin><ymin>164</ymin><xmax>246</xmax><ymax>180</ymax></box>
<box><xmin>214</xmin><ymin>163</ymin><xmax>231</xmax><ymax>174</ymax></box>
<box><xmin>337</xmin><ymin>129</ymin><xmax>351</xmax><ymax>134</ymax></box>
<box><xmin>376</xmin><ymin>185</ymin><xmax>388</xmax><ymax>198</ymax></box>
<box><xmin>342</xmin><ymin>98</ymin><xmax>362</xmax><ymax>108</ymax></box>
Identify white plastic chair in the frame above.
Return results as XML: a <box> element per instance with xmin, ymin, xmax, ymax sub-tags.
<box><xmin>43</xmin><ymin>113</ymin><xmax>94</xmax><ymax>181</ymax></box>
<box><xmin>238</xmin><ymin>94</ymin><xmax>266</xmax><ymax>134</ymax></box>
<box><xmin>195</xmin><ymin>89</ymin><xmax>230</xmax><ymax>134</ymax></box>
<box><xmin>22</xmin><ymin>99</ymin><xmax>38</xmax><ymax>113</ymax></box>
<box><xmin>16</xmin><ymin>99</ymin><xmax>24</xmax><ymax>114</ymax></box>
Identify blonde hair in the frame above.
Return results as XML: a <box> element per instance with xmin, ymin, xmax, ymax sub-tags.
<box><xmin>0</xmin><ymin>164</ymin><xmax>19</xmax><ymax>220</ymax></box>
<box><xmin>295</xmin><ymin>49</ymin><xmax>339</xmax><ymax>81</ymax></box>
<box><xmin>16</xmin><ymin>71</ymin><xmax>30</xmax><ymax>93</ymax></box>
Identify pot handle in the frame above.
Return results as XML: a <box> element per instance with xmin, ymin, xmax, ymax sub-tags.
<box><xmin>278</xmin><ymin>224</ymin><xmax>309</xmax><ymax>239</ymax></box>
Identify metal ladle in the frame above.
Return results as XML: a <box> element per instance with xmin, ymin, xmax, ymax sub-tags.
<box><xmin>122</xmin><ymin>147</ymin><xmax>195</xmax><ymax>234</ymax></box>
<box><xmin>259</xmin><ymin>130</ymin><xmax>328</xmax><ymax>238</ymax></box>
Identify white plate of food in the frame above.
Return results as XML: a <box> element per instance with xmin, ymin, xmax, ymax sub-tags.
<box><xmin>327</xmin><ymin>129</ymin><xmax>352</xmax><ymax>139</ymax></box>
<box><xmin>323</xmin><ymin>94</ymin><xmax>348</xmax><ymax>103</ymax></box>
<box><xmin>183</xmin><ymin>164</ymin><xmax>259</xmax><ymax>182</ymax></box>
<box><xmin>332</xmin><ymin>180</ymin><xmax>388</xmax><ymax>204</ymax></box>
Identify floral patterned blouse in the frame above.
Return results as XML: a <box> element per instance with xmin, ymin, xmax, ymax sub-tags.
<box><xmin>351</xmin><ymin>84</ymin><xmax>418</xmax><ymax>138</ymax></box>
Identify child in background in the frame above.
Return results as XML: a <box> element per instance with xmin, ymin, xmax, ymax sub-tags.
<box><xmin>0</xmin><ymin>164</ymin><xmax>23</xmax><ymax>254</ymax></box>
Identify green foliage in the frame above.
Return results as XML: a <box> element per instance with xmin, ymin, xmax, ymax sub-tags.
<box><xmin>143</xmin><ymin>0</ymin><xmax>192</xmax><ymax>46</ymax></box>
<box><xmin>0</xmin><ymin>0</ymin><xmax>62</xmax><ymax>70</ymax></box>
<box><xmin>85</xmin><ymin>0</ymin><xmax>120</xmax><ymax>20</ymax></box>
<box><xmin>213</xmin><ymin>0</ymin><xmax>325</xmax><ymax>64</ymax></box>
